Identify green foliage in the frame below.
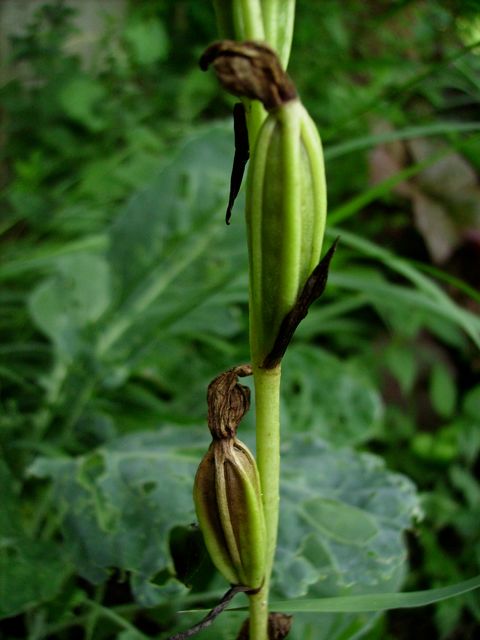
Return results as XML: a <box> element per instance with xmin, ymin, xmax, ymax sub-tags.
<box><xmin>0</xmin><ymin>0</ymin><xmax>219</xmax><ymax>238</ymax></box>
<box><xmin>29</xmin><ymin>430</ymin><xmax>200</xmax><ymax>605</ymax></box>
<box><xmin>0</xmin><ymin>462</ymin><xmax>71</xmax><ymax>619</ymax></box>
<box><xmin>282</xmin><ymin>346</ymin><xmax>383</xmax><ymax>446</ymax></box>
<box><xmin>27</xmin><ymin>430</ymin><xmax>420</xmax><ymax>611</ymax></box>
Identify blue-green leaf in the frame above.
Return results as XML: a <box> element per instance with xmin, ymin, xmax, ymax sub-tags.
<box><xmin>275</xmin><ymin>435</ymin><xmax>421</xmax><ymax>598</ymax></box>
<box><xmin>29</xmin><ymin>430</ymin><xmax>420</xmax><ymax>612</ymax></box>
<box><xmin>28</xmin><ymin>253</ymin><xmax>111</xmax><ymax>357</ymax></box>
<box><xmin>29</xmin><ymin>429</ymin><xmax>203</xmax><ymax>606</ymax></box>
<box><xmin>282</xmin><ymin>346</ymin><xmax>383</xmax><ymax>445</ymax></box>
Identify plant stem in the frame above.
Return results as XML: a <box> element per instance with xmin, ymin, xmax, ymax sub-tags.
<box><xmin>260</xmin><ymin>0</ymin><xmax>296</xmax><ymax>68</ymax></box>
<box><xmin>276</xmin><ymin>0</ymin><xmax>296</xmax><ymax>69</ymax></box>
<box><xmin>236</xmin><ymin>0</ymin><xmax>265</xmax><ymax>40</ymax></box>
<box><xmin>249</xmin><ymin>587</ymin><xmax>269</xmax><ymax>640</ymax></box>
<box><xmin>249</xmin><ymin>364</ymin><xmax>282</xmax><ymax>640</ymax></box>
<box><xmin>254</xmin><ymin>365</ymin><xmax>281</xmax><ymax>568</ymax></box>
<box><xmin>261</xmin><ymin>0</ymin><xmax>278</xmax><ymax>46</ymax></box>
<box><xmin>212</xmin><ymin>4</ymin><xmax>297</xmax><ymax>638</ymax></box>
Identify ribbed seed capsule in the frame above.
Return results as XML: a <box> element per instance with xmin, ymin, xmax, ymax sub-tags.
<box><xmin>247</xmin><ymin>99</ymin><xmax>326</xmax><ymax>362</ymax></box>
<box><xmin>193</xmin><ymin>366</ymin><xmax>266</xmax><ymax>589</ymax></box>
<box><xmin>194</xmin><ymin>437</ymin><xmax>266</xmax><ymax>589</ymax></box>
<box><xmin>200</xmin><ymin>41</ymin><xmax>327</xmax><ymax>366</ymax></box>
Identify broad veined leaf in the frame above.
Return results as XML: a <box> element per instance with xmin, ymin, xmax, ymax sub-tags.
<box><xmin>0</xmin><ymin>461</ymin><xmax>71</xmax><ymax>619</ymax></box>
<box><xmin>275</xmin><ymin>435</ymin><xmax>421</xmax><ymax>599</ymax></box>
<box><xmin>29</xmin><ymin>429</ymin><xmax>205</xmax><ymax>606</ymax></box>
<box><xmin>175</xmin><ymin>433</ymin><xmax>420</xmax><ymax>640</ymax></box>
<box><xmin>27</xmin><ymin>124</ymin><xmax>250</xmax><ymax>427</ymax></box>
<box><xmin>29</xmin><ymin>124</ymin><xmax>246</xmax><ymax>366</ymax></box>
<box><xmin>95</xmin><ymin>123</ymin><xmax>248</xmax><ymax>367</ymax></box>
<box><xmin>300</xmin><ymin>498</ymin><xmax>377</xmax><ymax>545</ymax></box>
<box><xmin>281</xmin><ymin>345</ymin><xmax>383</xmax><ymax>445</ymax></box>
<box><xmin>28</xmin><ymin>253</ymin><xmax>111</xmax><ymax>357</ymax></box>
<box><xmin>107</xmin><ymin>123</ymin><xmax>239</xmax><ymax>301</ymax></box>
<box><xmin>29</xmin><ymin>429</ymin><xmax>419</xmax><ymax>614</ymax></box>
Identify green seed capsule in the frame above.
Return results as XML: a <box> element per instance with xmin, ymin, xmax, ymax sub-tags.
<box><xmin>200</xmin><ymin>41</ymin><xmax>327</xmax><ymax>366</ymax></box>
<box><xmin>247</xmin><ymin>99</ymin><xmax>327</xmax><ymax>363</ymax></box>
<box><xmin>194</xmin><ymin>436</ymin><xmax>266</xmax><ymax>589</ymax></box>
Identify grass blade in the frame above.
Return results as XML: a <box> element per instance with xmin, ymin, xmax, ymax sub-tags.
<box><xmin>268</xmin><ymin>575</ymin><xmax>480</xmax><ymax>613</ymax></box>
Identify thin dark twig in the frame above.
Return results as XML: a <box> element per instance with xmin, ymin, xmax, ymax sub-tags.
<box><xmin>167</xmin><ymin>585</ymin><xmax>251</xmax><ymax>640</ymax></box>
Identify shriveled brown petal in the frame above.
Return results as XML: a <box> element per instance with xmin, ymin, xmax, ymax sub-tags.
<box><xmin>200</xmin><ymin>40</ymin><xmax>297</xmax><ymax>110</ymax></box>
<box><xmin>207</xmin><ymin>365</ymin><xmax>252</xmax><ymax>439</ymax></box>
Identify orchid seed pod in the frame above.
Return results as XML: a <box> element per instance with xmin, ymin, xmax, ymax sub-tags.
<box><xmin>194</xmin><ymin>437</ymin><xmax>266</xmax><ymax>589</ymax></box>
<box><xmin>247</xmin><ymin>98</ymin><xmax>327</xmax><ymax>363</ymax></box>
<box><xmin>193</xmin><ymin>366</ymin><xmax>266</xmax><ymax>589</ymax></box>
<box><xmin>200</xmin><ymin>42</ymin><xmax>327</xmax><ymax>365</ymax></box>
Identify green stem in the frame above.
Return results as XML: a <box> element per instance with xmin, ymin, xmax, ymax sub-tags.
<box><xmin>236</xmin><ymin>0</ymin><xmax>265</xmax><ymax>40</ymax></box>
<box><xmin>249</xmin><ymin>587</ymin><xmax>269</xmax><ymax>640</ymax></box>
<box><xmin>248</xmin><ymin>364</ymin><xmax>281</xmax><ymax>640</ymax></box>
<box><xmin>253</xmin><ymin>365</ymin><xmax>281</xmax><ymax>571</ymax></box>
<box><xmin>261</xmin><ymin>0</ymin><xmax>278</xmax><ymax>46</ymax></box>
<box><xmin>276</xmin><ymin>0</ymin><xmax>296</xmax><ymax>69</ymax></box>
<box><xmin>261</xmin><ymin>0</ymin><xmax>296</xmax><ymax>68</ymax></box>
<box><xmin>211</xmin><ymin>5</ymin><xmax>298</xmax><ymax>640</ymax></box>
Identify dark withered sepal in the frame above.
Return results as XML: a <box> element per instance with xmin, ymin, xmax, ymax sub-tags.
<box><xmin>226</xmin><ymin>103</ymin><xmax>250</xmax><ymax>225</ymax></box>
<box><xmin>263</xmin><ymin>239</ymin><xmax>339</xmax><ymax>369</ymax></box>
<box><xmin>207</xmin><ymin>364</ymin><xmax>252</xmax><ymax>439</ymax></box>
<box><xmin>199</xmin><ymin>40</ymin><xmax>297</xmax><ymax>110</ymax></box>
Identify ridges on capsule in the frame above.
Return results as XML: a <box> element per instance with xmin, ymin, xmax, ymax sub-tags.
<box><xmin>200</xmin><ymin>41</ymin><xmax>327</xmax><ymax>366</ymax></box>
<box><xmin>193</xmin><ymin>366</ymin><xmax>266</xmax><ymax>590</ymax></box>
<box><xmin>194</xmin><ymin>437</ymin><xmax>266</xmax><ymax>589</ymax></box>
<box><xmin>246</xmin><ymin>98</ymin><xmax>327</xmax><ymax>363</ymax></box>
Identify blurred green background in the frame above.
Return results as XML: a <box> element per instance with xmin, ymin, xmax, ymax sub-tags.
<box><xmin>1</xmin><ymin>1</ymin><xmax>480</xmax><ymax>638</ymax></box>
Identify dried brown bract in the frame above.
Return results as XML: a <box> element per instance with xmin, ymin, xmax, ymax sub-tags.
<box><xmin>207</xmin><ymin>364</ymin><xmax>252</xmax><ymax>439</ymax></box>
<box><xmin>199</xmin><ymin>40</ymin><xmax>297</xmax><ymax>110</ymax></box>
<box><xmin>193</xmin><ymin>364</ymin><xmax>266</xmax><ymax>590</ymax></box>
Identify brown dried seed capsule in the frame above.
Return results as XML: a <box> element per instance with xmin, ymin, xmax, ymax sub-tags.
<box><xmin>194</xmin><ymin>437</ymin><xmax>266</xmax><ymax>589</ymax></box>
<box><xmin>193</xmin><ymin>366</ymin><xmax>266</xmax><ymax>589</ymax></box>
